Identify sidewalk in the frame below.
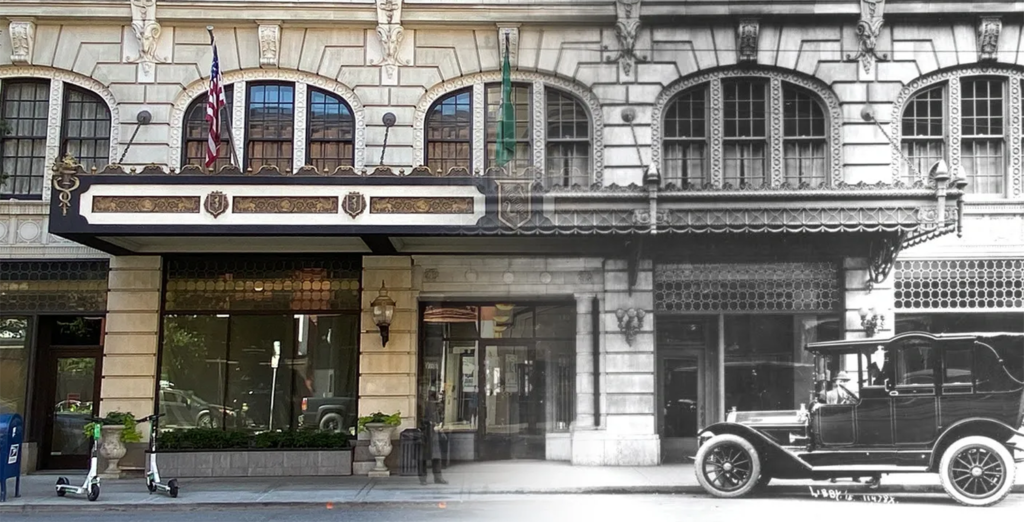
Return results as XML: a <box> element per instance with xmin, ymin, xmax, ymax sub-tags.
<box><xmin>1</xmin><ymin>461</ymin><xmax>1022</xmax><ymax>512</ymax></box>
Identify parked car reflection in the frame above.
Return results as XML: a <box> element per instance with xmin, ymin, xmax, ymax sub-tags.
<box><xmin>159</xmin><ymin>382</ymin><xmax>241</xmax><ymax>429</ymax></box>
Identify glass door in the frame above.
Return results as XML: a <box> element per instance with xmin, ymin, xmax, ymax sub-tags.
<box><xmin>660</xmin><ymin>354</ymin><xmax>704</xmax><ymax>461</ymax></box>
<box><xmin>481</xmin><ymin>344</ymin><xmax>546</xmax><ymax>460</ymax></box>
<box><xmin>45</xmin><ymin>356</ymin><xmax>101</xmax><ymax>469</ymax></box>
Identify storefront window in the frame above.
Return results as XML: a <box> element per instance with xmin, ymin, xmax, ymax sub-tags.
<box><xmin>724</xmin><ymin>314</ymin><xmax>839</xmax><ymax>412</ymax></box>
<box><xmin>0</xmin><ymin>316</ymin><xmax>31</xmax><ymax>416</ymax></box>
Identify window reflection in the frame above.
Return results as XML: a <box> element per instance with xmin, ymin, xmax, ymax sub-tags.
<box><xmin>0</xmin><ymin>316</ymin><xmax>31</xmax><ymax>416</ymax></box>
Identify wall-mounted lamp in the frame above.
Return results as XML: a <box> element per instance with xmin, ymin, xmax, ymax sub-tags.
<box><xmin>859</xmin><ymin>306</ymin><xmax>885</xmax><ymax>338</ymax></box>
<box><xmin>371</xmin><ymin>281</ymin><xmax>396</xmax><ymax>347</ymax></box>
<box><xmin>615</xmin><ymin>307</ymin><xmax>646</xmax><ymax>346</ymax></box>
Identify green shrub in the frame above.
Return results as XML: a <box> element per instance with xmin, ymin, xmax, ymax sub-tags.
<box><xmin>157</xmin><ymin>428</ymin><xmax>350</xmax><ymax>451</ymax></box>
<box><xmin>356</xmin><ymin>411</ymin><xmax>401</xmax><ymax>433</ymax></box>
<box><xmin>84</xmin><ymin>411</ymin><xmax>143</xmax><ymax>443</ymax></box>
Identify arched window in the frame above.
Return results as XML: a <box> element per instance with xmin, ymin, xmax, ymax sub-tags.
<box><xmin>182</xmin><ymin>86</ymin><xmax>234</xmax><ymax>170</ymax></box>
<box><xmin>660</xmin><ymin>75</ymin><xmax>836</xmax><ymax>188</ymax></box>
<box><xmin>307</xmin><ymin>88</ymin><xmax>355</xmax><ymax>173</ymax></box>
<box><xmin>246</xmin><ymin>82</ymin><xmax>294</xmax><ymax>172</ymax></box>
<box><xmin>1</xmin><ymin>79</ymin><xmax>49</xmax><ymax>197</ymax></box>
<box><xmin>663</xmin><ymin>86</ymin><xmax>707</xmax><ymax>187</ymax></box>
<box><xmin>901</xmin><ymin>86</ymin><xmax>945</xmax><ymax>183</ymax></box>
<box><xmin>544</xmin><ymin>88</ymin><xmax>591</xmax><ymax>188</ymax></box>
<box><xmin>899</xmin><ymin>72</ymin><xmax>1022</xmax><ymax>196</ymax></box>
<box><xmin>783</xmin><ymin>85</ymin><xmax>828</xmax><ymax>186</ymax></box>
<box><xmin>486</xmin><ymin>83</ymin><xmax>531</xmax><ymax>175</ymax></box>
<box><xmin>425</xmin><ymin>89</ymin><xmax>471</xmax><ymax>175</ymax></box>
<box><xmin>61</xmin><ymin>86</ymin><xmax>111</xmax><ymax>172</ymax></box>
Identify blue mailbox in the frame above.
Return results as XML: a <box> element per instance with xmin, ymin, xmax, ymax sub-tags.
<box><xmin>0</xmin><ymin>413</ymin><xmax>24</xmax><ymax>502</ymax></box>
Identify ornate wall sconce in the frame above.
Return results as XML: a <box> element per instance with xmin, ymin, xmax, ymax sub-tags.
<box><xmin>615</xmin><ymin>307</ymin><xmax>646</xmax><ymax>346</ymax></box>
<box><xmin>859</xmin><ymin>306</ymin><xmax>885</xmax><ymax>337</ymax></box>
<box><xmin>371</xmin><ymin>281</ymin><xmax>396</xmax><ymax>347</ymax></box>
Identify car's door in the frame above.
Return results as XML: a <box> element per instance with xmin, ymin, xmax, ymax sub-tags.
<box><xmin>889</xmin><ymin>339</ymin><xmax>940</xmax><ymax>446</ymax></box>
<box><xmin>855</xmin><ymin>347</ymin><xmax>894</xmax><ymax>447</ymax></box>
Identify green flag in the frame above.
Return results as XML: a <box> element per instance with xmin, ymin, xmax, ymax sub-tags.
<box><xmin>495</xmin><ymin>33</ymin><xmax>515</xmax><ymax>169</ymax></box>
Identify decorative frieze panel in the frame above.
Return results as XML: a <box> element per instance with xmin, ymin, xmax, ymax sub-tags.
<box><xmin>168</xmin><ymin>69</ymin><xmax>366</xmax><ymax>170</ymax></box>
<box><xmin>651</xmin><ymin>68</ymin><xmax>843</xmax><ymax>188</ymax></box>
<box><xmin>92</xmin><ymin>196</ymin><xmax>200</xmax><ymax>213</ymax></box>
<box><xmin>233</xmin><ymin>196</ymin><xmax>339</xmax><ymax>214</ymax></box>
<box><xmin>369</xmin><ymin>197</ymin><xmax>474</xmax><ymax>214</ymax></box>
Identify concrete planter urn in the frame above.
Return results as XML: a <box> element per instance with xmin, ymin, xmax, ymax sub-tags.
<box><xmin>99</xmin><ymin>425</ymin><xmax>127</xmax><ymax>474</ymax></box>
<box><xmin>364</xmin><ymin>423</ymin><xmax>396</xmax><ymax>477</ymax></box>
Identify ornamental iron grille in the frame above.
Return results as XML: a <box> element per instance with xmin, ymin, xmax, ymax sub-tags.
<box><xmin>894</xmin><ymin>259</ymin><xmax>1024</xmax><ymax>311</ymax></box>
<box><xmin>0</xmin><ymin>260</ymin><xmax>109</xmax><ymax>313</ymax></box>
<box><xmin>163</xmin><ymin>256</ymin><xmax>361</xmax><ymax>312</ymax></box>
<box><xmin>654</xmin><ymin>261</ymin><xmax>841</xmax><ymax>313</ymax></box>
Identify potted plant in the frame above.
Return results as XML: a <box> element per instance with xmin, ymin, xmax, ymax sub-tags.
<box><xmin>357</xmin><ymin>411</ymin><xmax>401</xmax><ymax>476</ymax></box>
<box><xmin>85</xmin><ymin>411</ymin><xmax>142</xmax><ymax>475</ymax></box>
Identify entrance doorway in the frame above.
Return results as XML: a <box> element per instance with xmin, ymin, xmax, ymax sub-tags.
<box><xmin>33</xmin><ymin>316</ymin><xmax>104</xmax><ymax>470</ymax></box>
<box><xmin>481</xmin><ymin>344</ymin><xmax>546</xmax><ymax>460</ymax></box>
<box><xmin>657</xmin><ymin>316</ymin><xmax>716</xmax><ymax>463</ymax></box>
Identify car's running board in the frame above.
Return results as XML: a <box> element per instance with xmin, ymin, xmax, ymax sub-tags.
<box><xmin>811</xmin><ymin>465</ymin><xmax>929</xmax><ymax>473</ymax></box>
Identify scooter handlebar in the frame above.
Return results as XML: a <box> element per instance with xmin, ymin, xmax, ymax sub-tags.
<box><xmin>138</xmin><ymin>413</ymin><xmax>166</xmax><ymax>423</ymax></box>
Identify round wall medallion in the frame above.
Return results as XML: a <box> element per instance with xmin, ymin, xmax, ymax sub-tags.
<box><xmin>424</xmin><ymin>268</ymin><xmax>439</xmax><ymax>282</ymax></box>
<box><xmin>465</xmin><ymin>269</ymin><xmax>478</xmax><ymax>282</ymax></box>
<box><xmin>0</xmin><ymin>222</ymin><xmax>7</xmax><ymax>242</ymax></box>
<box><xmin>578</xmin><ymin>270</ymin><xmax>594</xmax><ymax>284</ymax></box>
<box><xmin>540</xmin><ymin>272</ymin><xmax>552</xmax><ymax>284</ymax></box>
<box><xmin>503</xmin><ymin>271</ymin><xmax>515</xmax><ymax>284</ymax></box>
<box><xmin>17</xmin><ymin>221</ymin><xmax>41</xmax><ymax>242</ymax></box>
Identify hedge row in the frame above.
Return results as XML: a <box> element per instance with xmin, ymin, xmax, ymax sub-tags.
<box><xmin>157</xmin><ymin>428</ymin><xmax>351</xmax><ymax>450</ymax></box>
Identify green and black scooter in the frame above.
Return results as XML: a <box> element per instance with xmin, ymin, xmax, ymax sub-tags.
<box><xmin>140</xmin><ymin>413</ymin><xmax>179</xmax><ymax>497</ymax></box>
<box><xmin>55</xmin><ymin>416</ymin><xmax>103</xmax><ymax>501</ymax></box>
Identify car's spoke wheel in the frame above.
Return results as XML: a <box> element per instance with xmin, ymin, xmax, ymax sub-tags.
<box><xmin>939</xmin><ymin>436</ymin><xmax>1016</xmax><ymax>507</ymax></box>
<box><xmin>694</xmin><ymin>434</ymin><xmax>762</xmax><ymax>498</ymax></box>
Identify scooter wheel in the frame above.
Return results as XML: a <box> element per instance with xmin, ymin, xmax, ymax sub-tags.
<box><xmin>55</xmin><ymin>477</ymin><xmax>69</xmax><ymax>496</ymax></box>
<box><xmin>168</xmin><ymin>479</ymin><xmax>178</xmax><ymax>498</ymax></box>
<box><xmin>87</xmin><ymin>484</ymin><xmax>100</xmax><ymax>502</ymax></box>
<box><xmin>147</xmin><ymin>479</ymin><xmax>157</xmax><ymax>493</ymax></box>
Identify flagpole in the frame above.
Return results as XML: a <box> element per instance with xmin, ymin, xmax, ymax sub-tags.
<box><xmin>208</xmin><ymin>26</ymin><xmax>241</xmax><ymax>168</ymax></box>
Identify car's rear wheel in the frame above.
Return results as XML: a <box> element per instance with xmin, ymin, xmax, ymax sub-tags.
<box><xmin>939</xmin><ymin>436</ymin><xmax>1016</xmax><ymax>507</ymax></box>
<box><xmin>694</xmin><ymin>434</ymin><xmax>762</xmax><ymax>498</ymax></box>
<box><xmin>319</xmin><ymin>413</ymin><xmax>344</xmax><ymax>433</ymax></box>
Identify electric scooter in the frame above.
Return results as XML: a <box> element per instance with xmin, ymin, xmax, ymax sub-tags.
<box><xmin>55</xmin><ymin>415</ymin><xmax>103</xmax><ymax>501</ymax></box>
<box><xmin>139</xmin><ymin>413</ymin><xmax>178</xmax><ymax>498</ymax></box>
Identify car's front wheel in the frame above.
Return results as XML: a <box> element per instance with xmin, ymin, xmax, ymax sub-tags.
<box><xmin>319</xmin><ymin>412</ymin><xmax>344</xmax><ymax>433</ymax></box>
<box><xmin>694</xmin><ymin>434</ymin><xmax>762</xmax><ymax>498</ymax></box>
<box><xmin>939</xmin><ymin>436</ymin><xmax>1016</xmax><ymax>507</ymax></box>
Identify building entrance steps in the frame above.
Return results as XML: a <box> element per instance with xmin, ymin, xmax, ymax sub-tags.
<box><xmin>2</xmin><ymin>461</ymin><xmax>1022</xmax><ymax>512</ymax></box>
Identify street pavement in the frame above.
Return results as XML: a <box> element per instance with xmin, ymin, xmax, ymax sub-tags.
<box><xmin>1</xmin><ymin>494</ymin><xmax>1023</xmax><ymax>522</ymax></box>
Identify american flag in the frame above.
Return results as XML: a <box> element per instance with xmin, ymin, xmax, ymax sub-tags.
<box><xmin>205</xmin><ymin>42</ymin><xmax>226</xmax><ymax>168</ymax></box>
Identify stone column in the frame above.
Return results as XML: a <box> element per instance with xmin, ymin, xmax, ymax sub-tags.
<box><xmin>355</xmin><ymin>255</ymin><xmax>418</xmax><ymax>475</ymax></box>
<box><xmin>573</xmin><ymin>293</ymin><xmax>597</xmax><ymax>429</ymax></box>
<box><xmin>100</xmin><ymin>256</ymin><xmax>162</xmax><ymax>437</ymax></box>
<box><xmin>844</xmin><ymin>257</ymin><xmax>896</xmax><ymax>340</ymax></box>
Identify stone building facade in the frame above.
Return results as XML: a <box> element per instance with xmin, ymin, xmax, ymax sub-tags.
<box><xmin>0</xmin><ymin>0</ymin><xmax>1020</xmax><ymax>473</ymax></box>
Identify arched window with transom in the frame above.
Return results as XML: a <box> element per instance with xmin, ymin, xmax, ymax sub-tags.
<box><xmin>307</xmin><ymin>88</ymin><xmax>355</xmax><ymax>173</ymax></box>
<box><xmin>485</xmin><ymin>82</ymin><xmax>532</xmax><ymax>174</ymax></box>
<box><xmin>246</xmin><ymin>82</ymin><xmax>295</xmax><ymax>172</ymax></box>
<box><xmin>659</xmin><ymin>73</ymin><xmax>837</xmax><ymax>189</ymax></box>
<box><xmin>898</xmin><ymin>70</ymin><xmax>1024</xmax><ymax>196</ymax></box>
<box><xmin>544</xmin><ymin>88</ymin><xmax>591</xmax><ymax>188</ymax></box>
<box><xmin>61</xmin><ymin>86</ymin><xmax>111</xmax><ymax>172</ymax></box>
<box><xmin>1</xmin><ymin>79</ymin><xmax>50</xmax><ymax>197</ymax></box>
<box><xmin>182</xmin><ymin>86</ymin><xmax>235</xmax><ymax>170</ymax></box>
<box><xmin>425</xmin><ymin>88</ymin><xmax>471</xmax><ymax>175</ymax></box>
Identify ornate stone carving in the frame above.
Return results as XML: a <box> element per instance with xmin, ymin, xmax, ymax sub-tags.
<box><xmin>977</xmin><ymin>17</ymin><xmax>1002</xmax><ymax>62</ymax></box>
<box><xmin>372</xmin><ymin>0</ymin><xmax>407</xmax><ymax>80</ymax></box>
<box><xmin>737</xmin><ymin>19</ymin><xmax>759</xmax><ymax>63</ymax></box>
<box><xmin>497</xmin><ymin>180</ymin><xmax>532</xmax><ymax>228</ymax></box>
<box><xmin>9</xmin><ymin>20</ymin><xmax>35</xmax><ymax>65</ymax></box>
<box><xmin>129</xmin><ymin>0</ymin><xmax>163</xmax><ymax>75</ymax></box>
<box><xmin>204</xmin><ymin>191</ymin><xmax>228</xmax><ymax>218</ymax></box>
<box><xmin>292</xmin><ymin>83</ymin><xmax>307</xmax><ymax>172</ymax></box>
<box><xmin>51</xmin><ymin>154</ymin><xmax>81</xmax><ymax>216</ymax></box>
<box><xmin>651</xmin><ymin>68</ymin><xmax>844</xmax><ymax>188</ymax></box>
<box><xmin>232</xmin><ymin>197</ymin><xmax>339</xmax><ymax>214</ymax></box>
<box><xmin>369</xmin><ymin>197</ymin><xmax>474</xmax><ymax>214</ymax></box>
<box><xmin>846</xmin><ymin>0</ymin><xmax>888</xmax><ymax>74</ymax></box>
<box><xmin>92</xmin><ymin>196</ymin><xmax>200</xmax><ymax>213</ymax></box>
<box><xmin>342</xmin><ymin>192</ymin><xmax>367</xmax><ymax>218</ymax></box>
<box><xmin>412</xmin><ymin>71</ymin><xmax>605</xmax><ymax>183</ymax></box>
<box><xmin>258</xmin><ymin>24</ymin><xmax>281</xmax><ymax>68</ymax></box>
<box><xmin>168</xmin><ymin>69</ymin><xmax>366</xmax><ymax>170</ymax></box>
<box><xmin>605</xmin><ymin>0</ymin><xmax>646</xmax><ymax>77</ymax></box>
<box><xmin>498</xmin><ymin>24</ymin><xmax>520</xmax><ymax>68</ymax></box>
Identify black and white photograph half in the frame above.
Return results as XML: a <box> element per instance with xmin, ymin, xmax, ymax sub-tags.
<box><xmin>0</xmin><ymin>1</ymin><xmax>1022</xmax><ymax>520</ymax></box>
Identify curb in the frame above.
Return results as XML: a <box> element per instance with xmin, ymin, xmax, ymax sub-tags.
<box><xmin>0</xmin><ymin>485</ymin><xmax>1020</xmax><ymax>513</ymax></box>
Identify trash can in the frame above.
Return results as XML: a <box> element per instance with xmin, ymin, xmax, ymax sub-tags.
<box><xmin>0</xmin><ymin>413</ymin><xmax>24</xmax><ymax>502</ymax></box>
<box><xmin>399</xmin><ymin>428</ymin><xmax>422</xmax><ymax>476</ymax></box>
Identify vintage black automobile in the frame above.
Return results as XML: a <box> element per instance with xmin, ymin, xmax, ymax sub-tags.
<box><xmin>694</xmin><ymin>332</ymin><xmax>1024</xmax><ymax>507</ymax></box>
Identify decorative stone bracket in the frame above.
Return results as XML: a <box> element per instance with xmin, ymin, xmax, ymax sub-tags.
<box><xmin>129</xmin><ymin>0</ymin><xmax>164</xmax><ymax>79</ymax></box>
<box><xmin>845</xmin><ymin>0</ymin><xmax>888</xmax><ymax>74</ymax></box>
<box><xmin>605</xmin><ymin>0</ymin><xmax>646</xmax><ymax>77</ymax></box>
<box><xmin>977</xmin><ymin>17</ymin><xmax>1002</xmax><ymax>62</ymax></box>
<box><xmin>259</xmin><ymin>23</ymin><xmax>281</xmax><ymax>68</ymax></box>
<box><xmin>9</xmin><ymin>20</ymin><xmax>35</xmax><ymax>65</ymax></box>
<box><xmin>372</xmin><ymin>0</ymin><xmax>408</xmax><ymax>80</ymax></box>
